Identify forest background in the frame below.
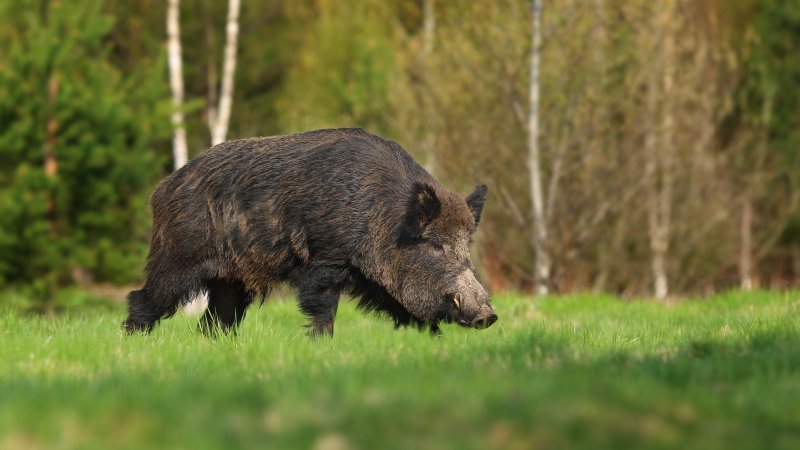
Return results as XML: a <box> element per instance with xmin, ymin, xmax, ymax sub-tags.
<box><xmin>1</xmin><ymin>0</ymin><xmax>799</xmax><ymax>310</ymax></box>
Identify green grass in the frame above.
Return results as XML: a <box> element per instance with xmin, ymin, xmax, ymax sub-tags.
<box><xmin>2</xmin><ymin>291</ymin><xmax>800</xmax><ymax>450</ymax></box>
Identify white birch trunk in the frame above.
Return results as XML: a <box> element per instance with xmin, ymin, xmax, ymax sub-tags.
<box><xmin>210</xmin><ymin>0</ymin><xmax>241</xmax><ymax>146</ymax></box>
<box><xmin>203</xmin><ymin>0</ymin><xmax>219</xmax><ymax>134</ymax></box>
<box><xmin>421</xmin><ymin>0</ymin><xmax>437</xmax><ymax>175</ymax></box>
<box><xmin>646</xmin><ymin>1</ymin><xmax>674</xmax><ymax>301</ymax></box>
<box><xmin>528</xmin><ymin>0</ymin><xmax>550</xmax><ymax>296</ymax></box>
<box><xmin>645</xmin><ymin>135</ymin><xmax>670</xmax><ymax>300</ymax></box>
<box><xmin>648</xmin><ymin>209</ymin><xmax>669</xmax><ymax>300</ymax></box>
<box><xmin>740</xmin><ymin>197</ymin><xmax>754</xmax><ymax>290</ymax></box>
<box><xmin>423</xmin><ymin>0</ymin><xmax>435</xmax><ymax>57</ymax></box>
<box><xmin>658</xmin><ymin>2</ymin><xmax>675</xmax><ymax>301</ymax></box>
<box><xmin>167</xmin><ymin>0</ymin><xmax>188</xmax><ymax>170</ymax></box>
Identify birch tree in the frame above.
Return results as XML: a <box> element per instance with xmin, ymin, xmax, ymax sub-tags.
<box><xmin>421</xmin><ymin>0</ymin><xmax>437</xmax><ymax>175</ymax></box>
<box><xmin>203</xmin><ymin>0</ymin><xmax>219</xmax><ymax>140</ymax></box>
<box><xmin>739</xmin><ymin>197</ymin><xmax>753</xmax><ymax>290</ymax></box>
<box><xmin>209</xmin><ymin>0</ymin><xmax>241</xmax><ymax>145</ymax></box>
<box><xmin>528</xmin><ymin>0</ymin><xmax>550</xmax><ymax>296</ymax></box>
<box><xmin>734</xmin><ymin>92</ymin><xmax>799</xmax><ymax>290</ymax></box>
<box><xmin>167</xmin><ymin>0</ymin><xmax>188</xmax><ymax>170</ymax></box>
<box><xmin>645</xmin><ymin>0</ymin><xmax>675</xmax><ymax>300</ymax></box>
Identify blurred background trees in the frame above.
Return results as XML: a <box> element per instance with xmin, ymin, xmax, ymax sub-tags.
<box><xmin>0</xmin><ymin>0</ymin><xmax>170</xmax><ymax>308</ymax></box>
<box><xmin>1</xmin><ymin>0</ymin><xmax>799</xmax><ymax>305</ymax></box>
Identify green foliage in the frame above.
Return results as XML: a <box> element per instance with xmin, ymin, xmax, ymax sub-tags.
<box><xmin>2</xmin><ymin>0</ymin><xmax>800</xmax><ymax>297</ymax></box>
<box><xmin>748</xmin><ymin>0</ymin><xmax>800</xmax><ymax>145</ymax></box>
<box><xmin>1</xmin><ymin>292</ymin><xmax>799</xmax><ymax>448</ymax></box>
<box><xmin>0</xmin><ymin>1</ymin><xmax>170</xmax><ymax>293</ymax></box>
<box><xmin>0</xmin><ymin>287</ymin><xmax>119</xmax><ymax>314</ymax></box>
<box><xmin>0</xmin><ymin>166</ymin><xmax>57</xmax><ymax>288</ymax></box>
<box><xmin>277</xmin><ymin>0</ymin><xmax>401</xmax><ymax>134</ymax></box>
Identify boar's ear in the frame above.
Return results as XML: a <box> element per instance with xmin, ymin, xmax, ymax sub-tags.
<box><xmin>465</xmin><ymin>184</ymin><xmax>488</xmax><ymax>226</ymax></box>
<box><xmin>399</xmin><ymin>182</ymin><xmax>441</xmax><ymax>245</ymax></box>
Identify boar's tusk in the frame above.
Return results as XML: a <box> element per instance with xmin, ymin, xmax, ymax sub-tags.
<box><xmin>453</xmin><ymin>293</ymin><xmax>461</xmax><ymax>309</ymax></box>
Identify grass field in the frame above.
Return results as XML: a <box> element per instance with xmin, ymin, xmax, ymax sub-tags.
<box><xmin>1</xmin><ymin>291</ymin><xmax>800</xmax><ymax>450</ymax></box>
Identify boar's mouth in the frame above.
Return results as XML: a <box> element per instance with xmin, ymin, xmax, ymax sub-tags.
<box><xmin>438</xmin><ymin>294</ymin><xmax>465</xmax><ymax>326</ymax></box>
<box><xmin>445</xmin><ymin>293</ymin><xmax>498</xmax><ymax>330</ymax></box>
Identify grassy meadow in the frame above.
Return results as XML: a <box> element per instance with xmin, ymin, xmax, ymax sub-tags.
<box><xmin>1</xmin><ymin>291</ymin><xmax>800</xmax><ymax>450</ymax></box>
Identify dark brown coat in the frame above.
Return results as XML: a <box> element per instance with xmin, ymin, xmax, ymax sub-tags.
<box><xmin>124</xmin><ymin>128</ymin><xmax>495</xmax><ymax>336</ymax></box>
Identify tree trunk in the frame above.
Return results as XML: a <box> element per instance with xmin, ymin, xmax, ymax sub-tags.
<box><xmin>739</xmin><ymin>197</ymin><xmax>754</xmax><ymax>290</ymax></box>
<box><xmin>44</xmin><ymin>74</ymin><xmax>59</xmax><ymax>177</ymax></box>
<box><xmin>43</xmin><ymin>73</ymin><xmax>60</xmax><ymax>315</ymax></box>
<box><xmin>38</xmin><ymin>3</ymin><xmax>59</xmax><ymax>314</ymax></box>
<box><xmin>203</xmin><ymin>0</ymin><xmax>219</xmax><ymax>133</ymax></box>
<box><xmin>167</xmin><ymin>0</ymin><xmax>188</xmax><ymax>170</ymax></box>
<box><xmin>210</xmin><ymin>0</ymin><xmax>241</xmax><ymax>146</ymax></box>
<box><xmin>528</xmin><ymin>0</ymin><xmax>550</xmax><ymax>296</ymax></box>
<box><xmin>645</xmin><ymin>126</ymin><xmax>669</xmax><ymax>300</ymax></box>
<box><xmin>421</xmin><ymin>0</ymin><xmax>437</xmax><ymax>175</ymax></box>
<box><xmin>423</xmin><ymin>0</ymin><xmax>435</xmax><ymax>58</ymax></box>
<box><xmin>645</xmin><ymin>0</ymin><xmax>675</xmax><ymax>301</ymax></box>
<box><xmin>591</xmin><ymin>0</ymin><xmax>606</xmax><ymax>70</ymax></box>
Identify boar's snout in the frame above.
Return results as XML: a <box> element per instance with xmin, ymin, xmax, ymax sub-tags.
<box><xmin>471</xmin><ymin>307</ymin><xmax>498</xmax><ymax>329</ymax></box>
<box><xmin>454</xmin><ymin>299</ymin><xmax>497</xmax><ymax>330</ymax></box>
<box><xmin>455</xmin><ymin>291</ymin><xmax>497</xmax><ymax>330</ymax></box>
<box><xmin>452</xmin><ymin>270</ymin><xmax>497</xmax><ymax>330</ymax></box>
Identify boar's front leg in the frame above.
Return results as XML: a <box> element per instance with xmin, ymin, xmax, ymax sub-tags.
<box><xmin>198</xmin><ymin>278</ymin><xmax>252</xmax><ymax>336</ymax></box>
<box><xmin>294</xmin><ymin>265</ymin><xmax>348</xmax><ymax>338</ymax></box>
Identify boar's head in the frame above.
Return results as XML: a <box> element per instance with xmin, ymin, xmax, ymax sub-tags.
<box><xmin>394</xmin><ymin>182</ymin><xmax>497</xmax><ymax>329</ymax></box>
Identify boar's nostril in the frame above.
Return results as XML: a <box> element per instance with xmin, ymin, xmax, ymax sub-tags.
<box><xmin>472</xmin><ymin>313</ymin><xmax>498</xmax><ymax>330</ymax></box>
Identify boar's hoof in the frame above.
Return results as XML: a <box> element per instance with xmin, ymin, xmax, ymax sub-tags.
<box><xmin>307</xmin><ymin>319</ymin><xmax>335</xmax><ymax>338</ymax></box>
<box><xmin>122</xmin><ymin>319</ymin><xmax>153</xmax><ymax>334</ymax></box>
<box><xmin>197</xmin><ymin>317</ymin><xmax>234</xmax><ymax>338</ymax></box>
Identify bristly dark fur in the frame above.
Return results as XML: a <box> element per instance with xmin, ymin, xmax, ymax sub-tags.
<box><xmin>123</xmin><ymin>128</ymin><xmax>493</xmax><ymax>337</ymax></box>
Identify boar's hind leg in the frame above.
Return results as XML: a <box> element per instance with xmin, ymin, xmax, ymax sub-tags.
<box><xmin>123</xmin><ymin>288</ymin><xmax>160</xmax><ymax>333</ymax></box>
<box><xmin>198</xmin><ymin>279</ymin><xmax>252</xmax><ymax>336</ymax></box>
<box><xmin>123</xmin><ymin>263</ymin><xmax>205</xmax><ymax>334</ymax></box>
<box><xmin>295</xmin><ymin>266</ymin><xmax>348</xmax><ymax>338</ymax></box>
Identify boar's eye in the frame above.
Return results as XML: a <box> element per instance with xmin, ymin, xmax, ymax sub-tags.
<box><xmin>431</xmin><ymin>242</ymin><xmax>445</xmax><ymax>253</ymax></box>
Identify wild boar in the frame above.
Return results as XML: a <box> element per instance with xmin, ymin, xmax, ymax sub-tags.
<box><xmin>123</xmin><ymin>128</ymin><xmax>496</xmax><ymax>336</ymax></box>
